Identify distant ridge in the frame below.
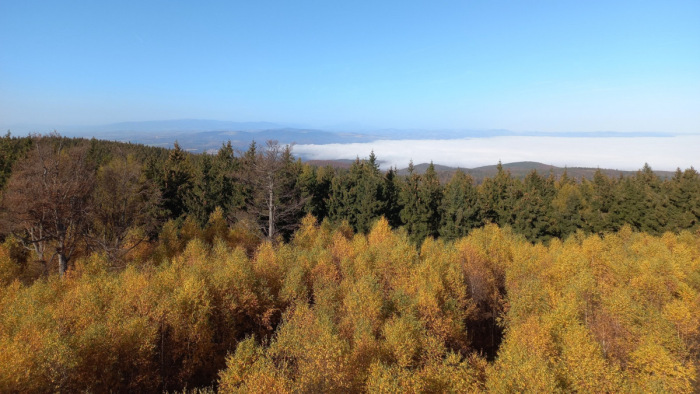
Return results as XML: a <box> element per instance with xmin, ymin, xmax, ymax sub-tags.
<box><xmin>389</xmin><ymin>161</ymin><xmax>675</xmax><ymax>183</ymax></box>
<box><xmin>71</xmin><ymin>119</ymin><xmax>290</xmax><ymax>134</ymax></box>
<box><xmin>305</xmin><ymin>159</ymin><xmax>356</xmax><ymax>169</ymax></box>
<box><xmin>64</xmin><ymin>124</ymin><xmax>374</xmax><ymax>152</ymax></box>
<box><xmin>300</xmin><ymin>159</ymin><xmax>675</xmax><ymax>182</ymax></box>
<box><xmin>46</xmin><ymin>119</ymin><xmax>679</xmax><ymax>151</ymax></box>
<box><xmin>26</xmin><ymin>119</ymin><xmax>689</xmax><ymax>174</ymax></box>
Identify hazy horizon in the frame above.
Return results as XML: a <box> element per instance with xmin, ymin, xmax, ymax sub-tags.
<box><xmin>2</xmin><ymin>1</ymin><xmax>698</xmax><ymax>171</ymax></box>
<box><xmin>2</xmin><ymin>118</ymin><xmax>696</xmax><ymax>172</ymax></box>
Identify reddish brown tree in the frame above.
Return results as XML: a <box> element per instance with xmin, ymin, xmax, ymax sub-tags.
<box><xmin>0</xmin><ymin>137</ymin><xmax>94</xmax><ymax>276</ymax></box>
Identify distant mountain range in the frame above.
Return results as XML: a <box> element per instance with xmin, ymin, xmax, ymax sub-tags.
<box><xmin>55</xmin><ymin>119</ymin><xmax>375</xmax><ymax>152</ymax></box>
<box><xmin>7</xmin><ymin>119</ymin><xmax>686</xmax><ymax>174</ymax></box>
<box><xmin>22</xmin><ymin>119</ymin><xmax>675</xmax><ymax>154</ymax></box>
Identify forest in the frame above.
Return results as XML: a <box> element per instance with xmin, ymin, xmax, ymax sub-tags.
<box><xmin>0</xmin><ymin>133</ymin><xmax>699</xmax><ymax>392</ymax></box>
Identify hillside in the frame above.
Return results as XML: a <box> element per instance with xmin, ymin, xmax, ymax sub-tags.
<box><xmin>1</xmin><ymin>133</ymin><xmax>700</xmax><ymax>392</ymax></box>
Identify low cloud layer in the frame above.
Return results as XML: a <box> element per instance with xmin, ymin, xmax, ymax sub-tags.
<box><xmin>294</xmin><ymin>135</ymin><xmax>700</xmax><ymax>171</ymax></box>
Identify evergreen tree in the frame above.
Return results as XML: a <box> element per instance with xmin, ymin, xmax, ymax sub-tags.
<box><xmin>513</xmin><ymin>170</ymin><xmax>555</xmax><ymax>242</ymax></box>
<box><xmin>610</xmin><ymin>164</ymin><xmax>666</xmax><ymax>235</ymax></box>
<box><xmin>552</xmin><ymin>180</ymin><xmax>584</xmax><ymax>239</ymax></box>
<box><xmin>584</xmin><ymin>169</ymin><xmax>618</xmax><ymax>234</ymax></box>
<box><xmin>439</xmin><ymin>169</ymin><xmax>480</xmax><ymax>240</ymax></box>
<box><xmin>299</xmin><ymin>164</ymin><xmax>335</xmax><ymax>222</ymax></box>
<box><xmin>327</xmin><ymin>154</ymin><xmax>386</xmax><ymax>233</ymax></box>
<box><xmin>185</xmin><ymin>154</ymin><xmax>215</xmax><ymax>226</ymax></box>
<box><xmin>667</xmin><ymin>167</ymin><xmax>700</xmax><ymax>231</ymax></box>
<box><xmin>161</xmin><ymin>141</ymin><xmax>194</xmax><ymax>219</ymax></box>
<box><xmin>212</xmin><ymin>141</ymin><xmax>244</xmax><ymax>215</ymax></box>
<box><xmin>399</xmin><ymin>162</ymin><xmax>442</xmax><ymax>244</ymax></box>
<box><xmin>86</xmin><ymin>136</ymin><xmax>113</xmax><ymax>168</ymax></box>
<box><xmin>634</xmin><ymin>163</ymin><xmax>667</xmax><ymax>234</ymax></box>
<box><xmin>185</xmin><ymin>142</ymin><xmax>242</xmax><ymax>226</ymax></box>
<box><xmin>383</xmin><ymin>167</ymin><xmax>403</xmax><ymax>228</ymax></box>
<box><xmin>422</xmin><ymin>162</ymin><xmax>443</xmax><ymax>237</ymax></box>
<box><xmin>399</xmin><ymin>161</ymin><xmax>424</xmax><ymax>244</ymax></box>
<box><xmin>327</xmin><ymin>162</ymin><xmax>356</xmax><ymax>228</ymax></box>
<box><xmin>478</xmin><ymin>162</ymin><xmax>519</xmax><ymax>227</ymax></box>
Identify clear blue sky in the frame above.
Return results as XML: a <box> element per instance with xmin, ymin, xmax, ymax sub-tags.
<box><xmin>1</xmin><ymin>0</ymin><xmax>698</xmax><ymax>132</ymax></box>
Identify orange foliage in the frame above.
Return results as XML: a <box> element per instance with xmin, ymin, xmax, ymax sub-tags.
<box><xmin>1</xmin><ymin>218</ymin><xmax>699</xmax><ymax>392</ymax></box>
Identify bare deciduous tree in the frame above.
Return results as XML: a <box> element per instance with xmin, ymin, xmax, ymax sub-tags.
<box><xmin>0</xmin><ymin>137</ymin><xmax>94</xmax><ymax>276</ymax></box>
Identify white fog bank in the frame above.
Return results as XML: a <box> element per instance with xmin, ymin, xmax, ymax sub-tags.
<box><xmin>294</xmin><ymin>135</ymin><xmax>699</xmax><ymax>171</ymax></box>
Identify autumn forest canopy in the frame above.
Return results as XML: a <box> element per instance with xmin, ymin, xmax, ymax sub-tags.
<box><xmin>0</xmin><ymin>133</ymin><xmax>699</xmax><ymax>392</ymax></box>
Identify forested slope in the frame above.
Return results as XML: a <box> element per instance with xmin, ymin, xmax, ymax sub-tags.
<box><xmin>0</xmin><ymin>133</ymin><xmax>699</xmax><ymax>392</ymax></box>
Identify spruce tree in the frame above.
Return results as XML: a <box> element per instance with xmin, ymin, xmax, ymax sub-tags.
<box><xmin>513</xmin><ymin>170</ymin><xmax>555</xmax><ymax>242</ymax></box>
<box><xmin>552</xmin><ymin>179</ymin><xmax>584</xmax><ymax>239</ymax></box>
<box><xmin>327</xmin><ymin>155</ymin><xmax>386</xmax><ymax>233</ymax></box>
<box><xmin>478</xmin><ymin>162</ymin><xmax>518</xmax><ymax>227</ymax></box>
<box><xmin>383</xmin><ymin>167</ymin><xmax>403</xmax><ymax>228</ymax></box>
<box><xmin>399</xmin><ymin>161</ymin><xmax>426</xmax><ymax>244</ymax></box>
<box><xmin>161</xmin><ymin>141</ymin><xmax>193</xmax><ymax>219</ymax></box>
<box><xmin>585</xmin><ymin>169</ymin><xmax>617</xmax><ymax>234</ymax></box>
<box><xmin>439</xmin><ymin>169</ymin><xmax>480</xmax><ymax>240</ymax></box>
<box><xmin>399</xmin><ymin>162</ymin><xmax>443</xmax><ymax>245</ymax></box>
<box><xmin>667</xmin><ymin>167</ymin><xmax>700</xmax><ymax>231</ymax></box>
<box><xmin>634</xmin><ymin>163</ymin><xmax>667</xmax><ymax>234</ymax></box>
<box><xmin>422</xmin><ymin>162</ymin><xmax>443</xmax><ymax>238</ymax></box>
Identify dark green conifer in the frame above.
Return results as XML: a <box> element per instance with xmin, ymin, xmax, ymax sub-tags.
<box><xmin>328</xmin><ymin>154</ymin><xmax>386</xmax><ymax>233</ymax></box>
<box><xmin>513</xmin><ymin>170</ymin><xmax>555</xmax><ymax>242</ymax></box>
<box><xmin>667</xmin><ymin>167</ymin><xmax>700</xmax><ymax>231</ymax></box>
<box><xmin>478</xmin><ymin>161</ymin><xmax>519</xmax><ymax>227</ymax></box>
<box><xmin>382</xmin><ymin>167</ymin><xmax>403</xmax><ymax>228</ymax></box>
<box><xmin>439</xmin><ymin>169</ymin><xmax>480</xmax><ymax>240</ymax></box>
<box><xmin>161</xmin><ymin>141</ymin><xmax>194</xmax><ymax>219</ymax></box>
<box><xmin>399</xmin><ymin>161</ymin><xmax>443</xmax><ymax>245</ymax></box>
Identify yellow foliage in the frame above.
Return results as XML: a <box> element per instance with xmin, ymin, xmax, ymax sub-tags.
<box><xmin>218</xmin><ymin>337</ymin><xmax>291</xmax><ymax>393</ymax></box>
<box><xmin>292</xmin><ymin>213</ymin><xmax>319</xmax><ymax>249</ymax></box>
<box><xmin>556</xmin><ymin>323</ymin><xmax>625</xmax><ymax>392</ymax></box>
<box><xmin>383</xmin><ymin>314</ymin><xmax>423</xmax><ymax>368</ymax></box>
<box><xmin>487</xmin><ymin>316</ymin><xmax>559</xmax><ymax>393</ymax></box>
<box><xmin>367</xmin><ymin>217</ymin><xmax>393</xmax><ymax>247</ymax></box>
<box><xmin>204</xmin><ymin>206</ymin><xmax>229</xmax><ymax>244</ymax></box>
<box><xmin>629</xmin><ymin>340</ymin><xmax>696</xmax><ymax>393</ymax></box>
<box><xmin>2</xmin><ymin>220</ymin><xmax>700</xmax><ymax>391</ymax></box>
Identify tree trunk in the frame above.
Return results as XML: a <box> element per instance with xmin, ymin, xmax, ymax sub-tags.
<box><xmin>268</xmin><ymin>180</ymin><xmax>275</xmax><ymax>239</ymax></box>
<box><xmin>58</xmin><ymin>253</ymin><xmax>68</xmax><ymax>277</ymax></box>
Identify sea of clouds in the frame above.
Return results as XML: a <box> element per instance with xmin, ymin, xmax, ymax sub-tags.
<box><xmin>294</xmin><ymin>135</ymin><xmax>699</xmax><ymax>171</ymax></box>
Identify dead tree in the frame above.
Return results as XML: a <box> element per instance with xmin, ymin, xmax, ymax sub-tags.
<box><xmin>237</xmin><ymin>140</ymin><xmax>305</xmax><ymax>240</ymax></box>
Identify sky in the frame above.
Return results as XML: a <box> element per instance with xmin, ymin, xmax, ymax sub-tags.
<box><xmin>1</xmin><ymin>0</ymin><xmax>699</xmax><ymax>133</ymax></box>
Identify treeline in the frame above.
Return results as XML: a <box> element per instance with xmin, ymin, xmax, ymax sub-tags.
<box><xmin>0</xmin><ymin>218</ymin><xmax>698</xmax><ymax>392</ymax></box>
<box><xmin>1</xmin><ymin>133</ymin><xmax>699</xmax><ymax>279</ymax></box>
